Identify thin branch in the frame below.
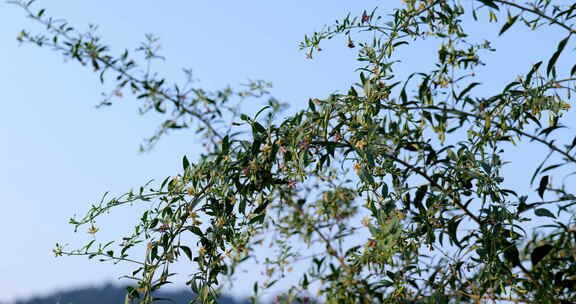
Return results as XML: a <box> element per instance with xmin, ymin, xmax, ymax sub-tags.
<box><xmin>493</xmin><ymin>0</ymin><xmax>576</xmax><ymax>34</ymax></box>
<box><xmin>16</xmin><ymin>3</ymin><xmax>224</xmax><ymax>141</ymax></box>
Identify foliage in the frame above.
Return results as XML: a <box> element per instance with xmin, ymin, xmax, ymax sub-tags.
<box><xmin>11</xmin><ymin>0</ymin><xmax>576</xmax><ymax>303</ymax></box>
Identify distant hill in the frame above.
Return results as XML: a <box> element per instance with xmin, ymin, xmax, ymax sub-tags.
<box><xmin>10</xmin><ymin>284</ymin><xmax>250</xmax><ymax>304</ymax></box>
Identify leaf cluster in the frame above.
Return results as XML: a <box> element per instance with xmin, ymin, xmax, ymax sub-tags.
<box><xmin>12</xmin><ymin>0</ymin><xmax>576</xmax><ymax>303</ymax></box>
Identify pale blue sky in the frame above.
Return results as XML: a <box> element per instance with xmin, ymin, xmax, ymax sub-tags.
<box><xmin>0</xmin><ymin>1</ymin><xmax>572</xmax><ymax>302</ymax></box>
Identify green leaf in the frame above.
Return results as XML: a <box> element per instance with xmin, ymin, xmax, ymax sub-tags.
<box><xmin>149</xmin><ymin>218</ymin><xmax>159</xmax><ymax>229</ymax></box>
<box><xmin>240</xmin><ymin>114</ymin><xmax>250</xmax><ymax>122</ymax></box>
<box><xmin>530</xmin><ymin>151</ymin><xmax>552</xmax><ymax>185</ymax></box>
<box><xmin>457</xmin><ymin>82</ymin><xmax>480</xmax><ymax>100</ymax></box>
<box><xmin>254</xmin><ymin>105</ymin><xmax>271</xmax><ymax>120</ymax></box>
<box><xmin>477</xmin><ymin>0</ymin><xmax>499</xmax><ymax>10</ymax></box>
<box><xmin>187</xmin><ymin>226</ymin><xmax>203</xmax><ymax>237</ymax></box>
<box><xmin>499</xmin><ymin>14</ymin><xmax>519</xmax><ymax>36</ymax></box>
<box><xmin>525</xmin><ymin>112</ymin><xmax>542</xmax><ymax>128</ymax></box>
<box><xmin>253</xmin><ymin>282</ymin><xmax>258</xmax><ymax>295</ymax></box>
<box><xmin>547</xmin><ymin>35</ymin><xmax>570</xmax><ymax>76</ymax></box>
<box><xmin>379</xmin><ymin>280</ymin><xmax>394</xmax><ymax>287</ymax></box>
<box><xmin>249</xmin><ymin>214</ymin><xmax>266</xmax><ymax>225</ymax></box>
<box><xmin>418</xmin><ymin>77</ymin><xmax>431</xmax><ymax>103</ymax></box>
<box><xmin>540</xmin><ymin>163</ymin><xmax>562</xmax><ymax>174</ymax></box>
<box><xmin>179</xmin><ymin>246</ymin><xmax>193</xmax><ymax>261</ymax></box>
<box><xmin>535</xmin><ymin>207</ymin><xmax>555</xmax><ymax>219</ymax></box>
<box><xmin>239</xmin><ymin>199</ymin><xmax>247</xmax><ymax>214</ymax></box>
<box><xmin>400</xmin><ymin>87</ymin><xmax>407</xmax><ymax>103</ymax></box>
<box><xmin>183</xmin><ymin>155</ymin><xmax>190</xmax><ymax>171</ymax></box>
<box><xmin>539</xmin><ymin>125</ymin><xmax>566</xmax><ymax>137</ymax></box>
<box><xmin>393</xmin><ymin>41</ymin><xmax>408</xmax><ymax>47</ymax></box>
<box><xmin>360</xmin><ymin>72</ymin><xmax>367</xmax><ymax>85</ymax></box>
<box><xmin>503</xmin><ymin>242</ymin><xmax>520</xmax><ymax>267</ymax></box>
<box><xmin>252</xmin><ymin>122</ymin><xmax>267</xmax><ymax>135</ymax></box>
<box><xmin>531</xmin><ymin>244</ymin><xmax>554</xmax><ymax>266</ymax></box>
<box><xmin>570</xmin><ymin>136</ymin><xmax>576</xmax><ymax>151</ymax></box>
<box><xmin>308</xmin><ymin>99</ymin><xmax>317</xmax><ymax>112</ymax></box>
<box><xmin>413</xmin><ymin>185</ymin><xmax>427</xmax><ymax>210</ymax></box>
<box><xmin>408</xmin><ymin>185</ymin><xmax>426</xmax><ymax>214</ymax></box>
<box><xmin>254</xmin><ymin>200</ymin><xmax>270</xmax><ymax>214</ymax></box>
<box><xmin>221</xmin><ymin>135</ymin><xmax>230</xmax><ymax>154</ymax></box>
<box><xmin>525</xmin><ymin>61</ymin><xmax>542</xmax><ymax>84</ymax></box>
<box><xmin>348</xmin><ymin>86</ymin><xmax>358</xmax><ymax>97</ymax></box>
<box><xmin>159</xmin><ymin>176</ymin><xmax>171</xmax><ymax>190</ymax></box>
<box><xmin>447</xmin><ymin>218</ymin><xmax>462</xmax><ymax>248</ymax></box>
<box><xmin>152</xmin><ymin>281</ymin><xmax>173</xmax><ymax>290</ymax></box>
<box><xmin>381</xmin><ymin>183</ymin><xmax>389</xmax><ymax>198</ymax></box>
<box><xmin>538</xmin><ymin>175</ymin><xmax>549</xmax><ymax>199</ymax></box>
<box><xmin>150</xmin><ymin>245</ymin><xmax>158</xmax><ymax>261</ymax></box>
<box><xmin>125</xmin><ymin>286</ymin><xmax>140</xmax><ymax>299</ymax></box>
<box><xmin>480</xmin><ymin>161</ymin><xmax>492</xmax><ymax>174</ymax></box>
<box><xmin>360</xmin><ymin>167</ymin><xmax>375</xmax><ymax>184</ymax></box>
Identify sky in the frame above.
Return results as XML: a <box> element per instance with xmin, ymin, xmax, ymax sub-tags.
<box><xmin>0</xmin><ymin>1</ymin><xmax>573</xmax><ymax>303</ymax></box>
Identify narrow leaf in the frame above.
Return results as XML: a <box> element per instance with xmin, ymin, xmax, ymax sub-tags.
<box><xmin>499</xmin><ymin>14</ymin><xmax>519</xmax><ymax>36</ymax></box>
<box><xmin>531</xmin><ymin>244</ymin><xmax>554</xmax><ymax>266</ymax></box>
<box><xmin>253</xmin><ymin>122</ymin><xmax>267</xmax><ymax>135</ymax></box>
<box><xmin>381</xmin><ymin>183</ymin><xmax>389</xmax><ymax>198</ymax></box>
<box><xmin>447</xmin><ymin>218</ymin><xmax>463</xmax><ymax>248</ymax></box>
<box><xmin>249</xmin><ymin>214</ymin><xmax>266</xmax><ymax>225</ymax></box>
<box><xmin>503</xmin><ymin>242</ymin><xmax>521</xmax><ymax>267</ymax></box>
<box><xmin>183</xmin><ymin>155</ymin><xmax>190</xmax><ymax>170</ymax></box>
<box><xmin>222</xmin><ymin>135</ymin><xmax>230</xmax><ymax>154</ymax></box>
<box><xmin>254</xmin><ymin>200</ymin><xmax>270</xmax><ymax>214</ymax></box>
<box><xmin>240</xmin><ymin>114</ymin><xmax>250</xmax><ymax>121</ymax></box>
<box><xmin>535</xmin><ymin>207</ymin><xmax>555</xmax><ymax>219</ymax></box>
<box><xmin>179</xmin><ymin>246</ymin><xmax>193</xmax><ymax>261</ymax></box>
<box><xmin>477</xmin><ymin>0</ymin><xmax>499</xmax><ymax>10</ymax></box>
<box><xmin>526</xmin><ymin>61</ymin><xmax>542</xmax><ymax>84</ymax></box>
<box><xmin>457</xmin><ymin>82</ymin><xmax>480</xmax><ymax>100</ymax></box>
<box><xmin>538</xmin><ymin>175</ymin><xmax>549</xmax><ymax>199</ymax></box>
<box><xmin>570</xmin><ymin>136</ymin><xmax>576</xmax><ymax>151</ymax></box>
<box><xmin>530</xmin><ymin>151</ymin><xmax>552</xmax><ymax>185</ymax></box>
<box><xmin>540</xmin><ymin>163</ymin><xmax>562</xmax><ymax>174</ymax></box>
<box><xmin>547</xmin><ymin>36</ymin><xmax>570</xmax><ymax>76</ymax></box>
<box><xmin>539</xmin><ymin>125</ymin><xmax>566</xmax><ymax>137</ymax></box>
<box><xmin>413</xmin><ymin>185</ymin><xmax>427</xmax><ymax>213</ymax></box>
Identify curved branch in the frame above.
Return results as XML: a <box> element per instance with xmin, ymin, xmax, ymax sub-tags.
<box><xmin>493</xmin><ymin>0</ymin><xmax>576</xmax><ymax>34</ymax></box>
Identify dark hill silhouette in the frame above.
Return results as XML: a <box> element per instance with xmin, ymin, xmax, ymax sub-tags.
<box><xmin>9</xmin><ymin>284</ymin><xmax>250</xmax><ymax>304</ymax></box>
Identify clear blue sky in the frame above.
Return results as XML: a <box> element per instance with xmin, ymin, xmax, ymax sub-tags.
<box><xmin>0</xmin><ymin>1</ymin><xmax>572</xmax><ymax>302</ymax></box>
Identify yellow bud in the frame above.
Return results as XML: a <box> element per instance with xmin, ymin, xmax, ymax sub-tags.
<box><xmin>361</xmin><ymin>217</ymin><xmax>371</xmax><ymax>227</ymax></box>
<box><xmin>87</xmin><ymin>225</ymin><xmax>99</xmax><ymax>235</ymax></box>
<box><xmin>187</xmin><ymin>187</ymin><xmax>195</xmax><ymax>196</ymax></box>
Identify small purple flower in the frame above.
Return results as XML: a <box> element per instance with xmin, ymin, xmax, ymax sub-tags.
<box><xmin>361</xmin><ymin>11</ymin><xmax>371</xmax><ymax>23</ymax></box>
<box><xmin>159</xmin><ymin>223</ymin><xmax>170</xmax><ymax>232</ymax></box>
<box><xmin>334</xmin><ymin>133</ymin><xmax>343</xmax><ymax>142</ymax></box>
